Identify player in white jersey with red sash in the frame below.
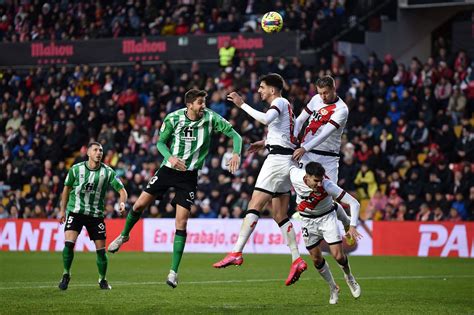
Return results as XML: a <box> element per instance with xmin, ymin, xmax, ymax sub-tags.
<box><xmin>213</xmin><ymin>73</ymin><xmax>308</xmax><ymax>286</ymax></box>
<box><xmin>290</xmin><ymin>161</ymin><xmax>362</xmax><ymax>304</ymax></box>
<box><xmin>293</xmin><ymin>75</ymin><xmax>354</xmax><ymax>242</ymax></box>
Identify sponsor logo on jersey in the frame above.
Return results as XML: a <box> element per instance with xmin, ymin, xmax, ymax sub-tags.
<box><xmin>182</xmin><ymin>126</ymin><xmax>196</xmax><ymax>141</ymax></box>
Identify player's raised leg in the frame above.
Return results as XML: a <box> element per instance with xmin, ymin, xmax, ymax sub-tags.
<box><xmin>329</xmin><ymin>243</ymin><xmax>361</xmax><ymax>298</ymax></box>
<box><xmin>213</xmin><ymin>190</ymin><xmax>271</xmax><ymax>268</ymax></box>
<box><xmin>166</xmin><ymin>204</ymin><xmax>190</xmax><ymax>288</ymax></box>
<box><xmin>108</xmin><ymin>191</ymin><xmax>154</xmax><ymax>253</ymax></box>
<box><xmin>272</xmin><ymin>194</ymin><xmax>307</xmax><ymax>285</ymax></box>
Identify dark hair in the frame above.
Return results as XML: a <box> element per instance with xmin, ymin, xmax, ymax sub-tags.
<box><xmin>185</xmin><ymin>89</ymin><xmax>207</xmax><ymax>104</ymax></box>
<box><xmin>87</xmin><ymin>141</ymin><xmax>102</xmax><ymax>148</ymax></box>
<box><xmin>259</xmin><ymin>73</ymin><xmax>284</xmax><ymax>91</ymax></box>
<box><xmin>305</xmin><ymin>162</ymin><xmax>326</xmax><ymax>177</ymax></box>
<box><xmin>316</xmin><ymin>75</ymin><xmax>335</xmax><ymax>89</ymax></box>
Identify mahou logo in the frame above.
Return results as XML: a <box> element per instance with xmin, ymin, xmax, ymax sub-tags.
<box><xmin>122</xmin><ymin>39</ymin><xmax>167</xmax><ymax>54</ymax></box>
<box><xmin>31</xmin><ymin>42</ymin><xmax>74</xmax><ymax>57</ymax></box>
<box><xmin>217</xmin><ymin>35</ymin><xmax>263</xmax><ymax>50</ymax></box>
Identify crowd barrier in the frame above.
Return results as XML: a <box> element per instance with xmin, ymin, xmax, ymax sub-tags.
<box><xmin>0</xmin><ymin>219</ymin><xmax>472</xmax><ymax>257</ymax></box>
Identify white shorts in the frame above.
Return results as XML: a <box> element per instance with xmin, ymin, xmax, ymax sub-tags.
<box><xmin>300</xmin><ymin>210</ymin><xmax>342</xmax><ymax>249</ymax></box>
<box><xmin>300</xmin><ymin>152</ymin><xmax>340</xmax><ymax>182</ymax></box>
<box><xmin>255</xmin><ymin>154</ymin><xmax>292</xmax><ymax>195</ymax></box>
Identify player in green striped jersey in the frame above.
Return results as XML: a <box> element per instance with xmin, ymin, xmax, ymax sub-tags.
<box><xmin>108</xmin><ymin>89</ymin><xmax>242</xmax><ymax>288</ymax></box>
<box><xmin>58</xmin><ymin>142</ymin><xmax>128</xmax><ymax>291</ymax></box>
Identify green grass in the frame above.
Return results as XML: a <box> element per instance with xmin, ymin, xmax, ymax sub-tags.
<box><xmin>0</xmin><ymin>252</ymin><xmax>473</xmax><ymax>314</ymax></box>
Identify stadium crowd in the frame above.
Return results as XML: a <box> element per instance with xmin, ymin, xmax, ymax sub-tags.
<box><xmin>0</xmin><ymin>0</ymin><xmax>347</xmax><ymax>49</ymax></box>
<box><xmin>1</xmin><ymin>38</ymin><xmax>473</xmax><ymax>222</ymax></box>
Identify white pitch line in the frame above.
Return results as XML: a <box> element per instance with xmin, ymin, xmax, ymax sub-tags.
<box><xmin>0</xmin><ymin>275</ymin><xmax>473</xmax><ymax>290</ymax></box>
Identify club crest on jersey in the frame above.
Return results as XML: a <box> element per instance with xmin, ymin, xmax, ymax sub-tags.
<box><xmin>320</xmin><ymin>108</ymin><xmax>328</xmax><ymax>116</ymax></box>
<box><xmin>181</xmin><ymin>126</ymin><xmax>196</xmax><ymax>141</ymax></box>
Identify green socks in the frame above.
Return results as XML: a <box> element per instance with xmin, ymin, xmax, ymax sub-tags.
<box><xmin>62</xmin><ymin>241</ymin><xmax>75</xmax><ymax>275</ymax></box>
<box><xmin>171</xmin><ymin>230</ymin><xmax>187</xmax><ymax>273</ymax></box>
<box><xmin>96</xmin><ymin>248</ymin><xmax>108</xmax><ymax>280</ymax></box>
<box><xmin>121</xmin><ymin>210</ymin><xmax>141</xmax><ymax>237</ymax></box>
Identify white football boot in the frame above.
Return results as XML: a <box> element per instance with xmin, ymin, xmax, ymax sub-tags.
<box><xmin>329</xmin><ymin>285</ymin><xmax>340</xmax><ymax>305</ymax></box>
<box><xmin>107</xmin><ymin>235</ymin><xmax>129</xmax><ymax>253</ymax></box>
<box><xmin>345</xmin><ymin>275</ymin><xmax>361</xmax><ymax>298</ymax></box>
<box><xmin>166</xmin><ymin>270</ymin><xmax>178</xmax><ymax>288</ymax></box>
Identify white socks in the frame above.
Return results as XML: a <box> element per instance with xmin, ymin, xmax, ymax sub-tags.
<box><xmin>317</xmin><ymin>259</ymin><xmax>337</xmax><ymax>289</ymax></box>
<box><xmin>232</xmin><ymin>211</ymin><xmax>260</xmax><ymax>253</ymax></box>
<box><xmin>279</xmin><ymin>218</ymin><xmax>300</xmax><ymax>262</ymax></box>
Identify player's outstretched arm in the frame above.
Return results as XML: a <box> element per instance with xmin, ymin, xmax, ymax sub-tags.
<box><xmin>301</xmin><ymin>122</ymin><xmax>338</xmax><ymax>152</ymax></box>
<box><xmin>247</xmin><ymin>140</ymin><xmax>266</xmax><ymax>153</ymax></box>
<box><xmin>325</xmin><ymin>181</ymin><xmax>362</xmax><ymax>241</ymax></box>
<box><xmin>226</xmin><ymin>129</ymin><xmax>242</xmax><ymax>174</ymax></box>
<box><xmin>227</xmin><ymin>92</ymin><xmax>279</xmax><ymax>125</ymax></box>
<box><xmin>337</xmin><ymin>193</ymin><xmax>362</xmax><ymax>241</ymax></box>
<box><xmin>59</xmin><ymin>186</ymin><xmax>72</xmax><ymax>224</ymax></box>
<box><xmin>293</xmin><ymin>123</ymin><xmax>338</xmax><ymax>162</ymax></box>
<box><xmin>294</xmin><ymin>109</ymin><xmax>311</xmax><ymax>140</ymax></box>
<box><xmin>210</xmin><ymin>110</ymin><xmax>243</xmax><ymax>173</ymax></box>
<box><xmin>118</xmin><ymin>188</ymin><xmax>128</xmax><ymax>215</ymax></box>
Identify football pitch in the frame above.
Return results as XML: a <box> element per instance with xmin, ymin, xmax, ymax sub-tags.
<box><xmin>0</xmin><ymin>252</ymin><xmax>472</xmax><ymax>314</ymax></box>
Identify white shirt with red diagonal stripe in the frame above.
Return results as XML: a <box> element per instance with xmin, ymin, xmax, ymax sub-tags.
<box><xmin>289</xmin><ymin>165</ymin><xmax>344</xmax><ymax>216</ymax></box>
<box><xmin>301</xmin><ymin>94</ymin><xmax>348</xmax><ymax>153</ymax></box>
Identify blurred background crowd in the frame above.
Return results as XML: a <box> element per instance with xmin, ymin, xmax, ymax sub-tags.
<box><xmin>0</xmin><ymin>0</ymin><xmax>350</xmax><ymax>49</ymax></box>
<box><xmin>0</xmin><ymin>0</ymin><xmax>473</xmax><ymax>222</ymax></box>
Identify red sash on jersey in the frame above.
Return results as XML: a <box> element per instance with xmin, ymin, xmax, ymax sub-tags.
<box><xmin>297</xmin><ymin>187</ymin><xmax>328</xmax><ymax>212</ymax></box>
<box><xmin>302</xmin><ymin>104</ymin><xmax>336</xmax><ymax>142</ymax></box>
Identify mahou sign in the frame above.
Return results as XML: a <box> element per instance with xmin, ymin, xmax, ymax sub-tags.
<box><xmin>0</xmin><ymin>32</ymin><xmax>298</xmax><ymax>67</ymax></box>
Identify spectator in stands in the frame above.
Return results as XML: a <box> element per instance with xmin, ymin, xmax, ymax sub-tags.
<box><xmin>219</xmin><ymin>40</ymin><xmax>236</xmax><ymax>69</ymax></box>
<box><xmin>431</xmin><ymin>206</ymin><xmax>445</xmax><ymax>221</ymax></box>
<box><xmin>354</xmin><ymin>163</ymin><xmax>378</xmax><ymax>199</ymax></box>
<box><xmin>0</xmin><ymin>24</ymin><xmax>472</xmax><ymax>223</ymax></box>
<box><xmin>451</xmin><ymin>192</ymin><xmax>468</xmax><ymax>220</ymax></box>
<box><xmin>447</xmin><ymin>85</ymin><xmax>467</xmax><ymax>124</ymax></box>
<box><xmin>416</xmin><ymin>203</ymin><xmax>431</xmax><ymax>221</ymax></box>
<box><xmin>366</xmin><ymin>189</ymin><xmax>388</xmax><ymax>219</ymax></box>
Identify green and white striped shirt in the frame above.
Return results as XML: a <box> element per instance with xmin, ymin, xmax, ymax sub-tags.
<box><xmin>64</xmin><ymin>162</ymin><xmax>124</xmax><ymax>218</ymax></box>
<box><xmin>157</xmin><ymin>108</ymin><xmax>242</xmax><ymax>171</ymax></box>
